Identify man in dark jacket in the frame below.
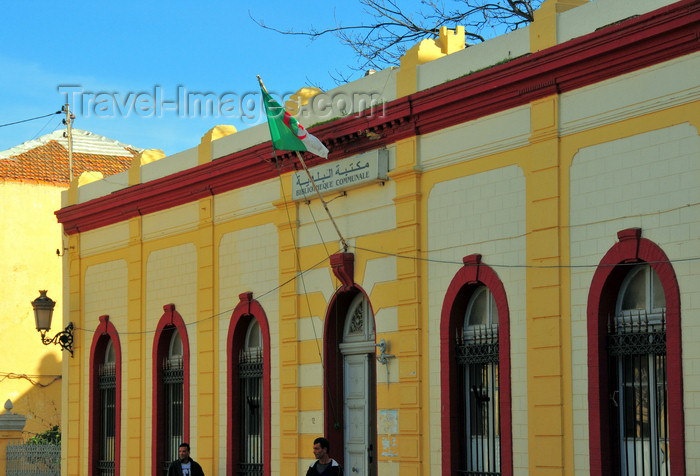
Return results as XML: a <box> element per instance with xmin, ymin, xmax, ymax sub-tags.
<box><xmin>306</xmin><ymin>437</ymin><xmax>343</xmax><ymax>475</ymax></box>
<box><xmin>168</xmin><ymin>442</ymin><xmax>205</xmax><ymax>476</ymax></box>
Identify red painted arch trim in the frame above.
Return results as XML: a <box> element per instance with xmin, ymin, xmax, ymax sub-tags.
<box><xmin>440</xmin><ymin>254</ymin><xmax>513</xmax><ymax>476</ymax></box>
<box><xmin>226</xmin><ymin>293</ymin><xmax>271</xmax><ymax>476</ymax></box>
<box><xmin>88</xmin><ymin>315</ymin><xmax>122</xmax><ymax>476</ymax></box>
<box><xmin>56</xmin><ymin>1</ymin><xmax>700</xmax><ymax>236</ymax></box>
<box><xmin>323</xmin><ymin>284</ymin><xmax>377</xmax><ymax>469</ymax></box>
<box><xmin>151</xmin><ymin>304</ymin><xmax>191</xmax><ymax>476</ymax></box>
<box><xmin>587</xmin><ymin>229</ymin><xmax>684</xmax><ymax>475</ymax></box>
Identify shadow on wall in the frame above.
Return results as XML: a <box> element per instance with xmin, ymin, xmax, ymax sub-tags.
<box><xmin>2</xmin><ymin>353</ymin><xmax>62</xmax><ymax>439</ymax></box>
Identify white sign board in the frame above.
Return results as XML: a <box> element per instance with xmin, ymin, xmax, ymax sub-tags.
<box><xmin>292</xmin><ymin>149</ymin><xmax>389</xmax><ymax>201</ymax></box>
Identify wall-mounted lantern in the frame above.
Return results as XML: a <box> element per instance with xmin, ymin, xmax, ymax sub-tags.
<box><xmin>31</xmin><ymin>290</ymin><xmax>73</xmax><ymax>357</ymax></box>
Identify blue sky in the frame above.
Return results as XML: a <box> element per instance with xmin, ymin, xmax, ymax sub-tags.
<box><xmin>0</xmin><ymin>1</ymin><xmax>400</xmax><ymax>156</ymax></box>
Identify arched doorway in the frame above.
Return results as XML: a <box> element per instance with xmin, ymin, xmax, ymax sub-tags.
<box><xmin>338</xmin><ymin>293</ymin><xmax>377</xmax><ymax>476</ymax></box>
<box><xmin>324</xmin><ymin>288</ymin><xmax>378</xmax><ymax>476</ymax></box>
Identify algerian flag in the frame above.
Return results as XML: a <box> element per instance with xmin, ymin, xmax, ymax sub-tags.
<box><xmin>260</xmin><ymin>86</ymin><xmax>329</xmax><ymax>159</ymax></box>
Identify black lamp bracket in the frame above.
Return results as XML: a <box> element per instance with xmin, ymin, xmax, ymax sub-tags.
<box><xmin>40</xmin><ymin>322</ymin><xmax>74</xmax><ymax>357</ymax></box>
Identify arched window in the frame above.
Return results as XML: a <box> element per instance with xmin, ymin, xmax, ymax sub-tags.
<box><xmin>441</xmin><ymin>254</ymin><xmax>512</xmax><ymax>476</ymax></box>
<box><xmin>587</xmin><ymin>228</ymin><xmax>685</xmax><ymax>476</ymax></box>
<box><xmin>239</xmin><ymin>319</ymin><xmax>263</xmax><ymax>474</ymax></box>
<box><xmin>99</xmin><ymin>341</ymin><xmax>117</xmax><ymax>474</ymax></box>
<box><xmin>459</xmin><ymin>286</ymin><xmax>500</xmax><ymax>473</ymax></box>
<box><xmin>227</xmin><ymin>293</ymin><xmax>271</xmax><ymax>476</ymax></box>
<box><xmin>163</xmin><ymin>331</ymin><xmax>184</xmax><ymax>469</ymax></box>
<box><xmin>89</xmin><ymin>315</ymin><xmax>121</xmax><ymax>476</ymax></box>
<box><xmin>152</xmin><ymin>304</ymin><xmax>190</xmax><ymax>476</ymax></box>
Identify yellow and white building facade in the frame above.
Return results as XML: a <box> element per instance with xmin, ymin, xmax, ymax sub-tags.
<box><xmin>57</xmin><ymin>0</ymin><xmax>700</xmax><ymax>475</ymax></box>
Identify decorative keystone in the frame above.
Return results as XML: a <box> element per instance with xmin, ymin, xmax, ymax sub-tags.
<box><xmin>330</xmin><ymin>252</ymin><xmax>355</xmax><ymax>291</ymax></box>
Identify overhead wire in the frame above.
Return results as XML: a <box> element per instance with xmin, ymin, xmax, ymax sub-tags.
<box><xmin>273</xmin><ymin>151</ymin><xmax>342</xmax><ymax>428</ymax></box>
<box><xmin>293</xmin><ymin>164</ymin><xmax>333</xmax><ymax>257</ymax></box>
<box><xmin>66</xmin><ymin>177</ymin><xmax>700</xmax><ymax>337</ymax></box>
<box><xmin>0</xmin><ymin>371</ymin><xmax>62</xmax><ymax>388</ymax></box>
<box><xmin>0</xmin><ymin>110</ymin><xmax>62</xmax><ymax>128</ymax></box>
<box><xmin>351</xmin><ymin>200</ymin><xmax>700</xmax><ymax>267</ymax></box>
<box><xmin>73</xmin><ymin>253</ymin><xmax>331</xmax><ymax>336</ymax></box>
<box><xmin>351</xmin><ymin>244</ymin><xmax>700</xmax><ymax>268</ymax></box>
<box><xmin>67</xmin><ymin>169</ymin><xmax>700</xmax><ymax>334</ymax></box>
<box><xmin>1</xmin><ymin>108</ymin><xmax>133</xmax><ymax>189</ymax></box>
<box><xmin>30</xmin><ymin>115</ymin><xmax>62</xmax><ymax>142</ymax></box>
<box><xmin>69</xmin><ymin>242</ymin><xmax>700</xmax><ymax>337</ymax></box>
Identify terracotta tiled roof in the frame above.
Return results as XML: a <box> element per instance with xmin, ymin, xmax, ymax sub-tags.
<box><xmin>0</xmin><ymin>129</ymin><xmax>142</xmax><ymax>186</ymax></box>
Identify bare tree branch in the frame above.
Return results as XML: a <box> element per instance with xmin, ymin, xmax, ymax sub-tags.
<box><xmin>250</xmin><ymin>0</ymin><xmax>541</xmax><ymax>82</ymax></box>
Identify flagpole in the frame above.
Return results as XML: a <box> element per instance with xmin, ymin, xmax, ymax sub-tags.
<box><xmin>257</xmin><ymin>75</ymin><xmax>268</xmax><ymax>93</ymax></box>
<box><xmin>258</xmin><ymin>75</ymin><xmax>347</xmax><ymax>251</ymax></box>
<box><xmin>295</xmin><ymin>150</ymin><xmax>348</xmax><ymax>252</ymax></box>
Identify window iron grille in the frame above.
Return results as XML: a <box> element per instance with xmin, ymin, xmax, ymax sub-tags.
<box><xmin>162</xmin><ymin>358</ymin><xmax>184</xmax><ymax>474</ymax></box>
<box><xmin>456</xmin><ymin>325</ymin><xmax>499</xmax><ymax>365</ymax></box>
<box><xmin>456</xmin><ymin>325</ymin><xmax>500</xmax><ymax>476</ymax></box>
<box><xmin>238</xmin><ymin>347</ymin><xmax>263</xmax><ymax>476</ymax></box>
<box><xmin>607</xmin><ymin>310</ymin><xmax>669</xmax><ymax>476</ymax></box>
<box><xmin>97</xmin><ymin>362</ymin><xmax>116</xmax><ymax>476</ymax></box>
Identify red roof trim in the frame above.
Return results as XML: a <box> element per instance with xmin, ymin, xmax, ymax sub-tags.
<box><xmin>56</xmin><ymin>0</ymin><xmax>700</xmax><ymax>234</ymax></box>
